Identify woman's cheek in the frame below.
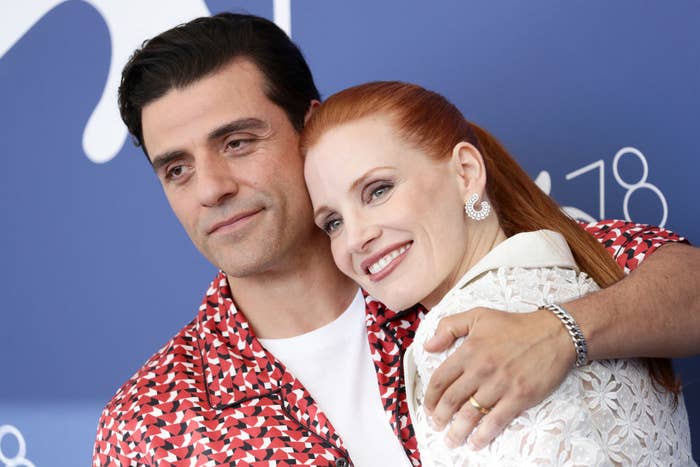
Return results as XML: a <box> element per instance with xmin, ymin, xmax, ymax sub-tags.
<box><xmin>330</xmin><ymin>239</ymin><xmax>354</xmax><ymax>279</ymax></box>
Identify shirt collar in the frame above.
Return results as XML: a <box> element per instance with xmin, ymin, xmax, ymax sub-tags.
<box><xmin>362</xmin><ymin>289</ymin><xmax>426</xmax><ymax>328</ymax></box>
<box><xmin>454</xmin><ymin>229</ymin><xmax>577</xmax><ymax>290</ymax></box>
<box><xmin>196</xmin><ymin>271</ymin><xmax>285</xmax><ymax>408</ymax></box>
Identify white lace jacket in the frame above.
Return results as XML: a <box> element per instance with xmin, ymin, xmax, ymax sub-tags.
<box><xmin>404</xmin><ymin>230</ymin><xmax>694</xmax><ymax>466</ymax></box>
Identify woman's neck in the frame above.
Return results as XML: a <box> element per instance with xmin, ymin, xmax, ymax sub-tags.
<box><xmin>421</xmin><ymin>215</ymin><xmax>507</xmax><ymax>309</ymax></box>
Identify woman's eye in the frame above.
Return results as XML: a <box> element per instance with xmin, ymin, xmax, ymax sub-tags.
<box><xmin>368</xmin><ymin>183</ymin><xmax>393</xmax><ymax>202</ymax></box>
<box><xmin>324</xmin><ymin>218</ymin><xmax>343</xmax><ymax>234</ymax></box>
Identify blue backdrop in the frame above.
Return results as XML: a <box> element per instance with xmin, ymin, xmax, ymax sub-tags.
<box><xmin>1</xmin><ymin>1</ymin><xmax>697</xmax><ymax>465</ymax></box>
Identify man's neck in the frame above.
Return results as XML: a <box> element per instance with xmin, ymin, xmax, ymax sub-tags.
<box><xmin>226</xmin><ymin>234</ymin><xmax>358</xmax><ymax>339</ymax></box>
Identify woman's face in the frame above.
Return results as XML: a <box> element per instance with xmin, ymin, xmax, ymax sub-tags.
<box><xmin>304</xmin><ymin>115</ymin><xmax>473</xmax><ymax>310</ymax></box>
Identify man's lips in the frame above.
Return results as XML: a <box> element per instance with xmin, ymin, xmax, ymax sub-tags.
<box><xmin>207</xmin><ymin>209</ymin><xmax>263</xmax><ymax>235</ymax></box>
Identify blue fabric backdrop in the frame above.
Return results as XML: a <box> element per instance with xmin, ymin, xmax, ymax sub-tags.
<box><xmin>1</xmin><ymin>1</ymin><xmax>697</xmax><ymax>465</ymax></box>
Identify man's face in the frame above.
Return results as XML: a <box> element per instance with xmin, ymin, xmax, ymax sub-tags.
<box><xmin>141</xmin><ymin>59</ymin><xmax>316</xmax><ymax>277</ymax></box>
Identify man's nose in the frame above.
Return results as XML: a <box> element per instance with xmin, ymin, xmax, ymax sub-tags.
<box><xmin>196</xmin><ymin>154</ymin><xmax>239</xmax><ymax>207</ymax></box>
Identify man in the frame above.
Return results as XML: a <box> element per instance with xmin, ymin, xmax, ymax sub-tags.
<box><xmin>94</xmin><ymin>13</ymin><xmax>699</xmax><ymax>465</ymax></box>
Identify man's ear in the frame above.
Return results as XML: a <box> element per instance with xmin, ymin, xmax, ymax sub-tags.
<box><xmin>304</xmin><ymin>100</ymin><xmax>321</xmax><ymax>125</ymax></box>
<box><xmin>451</xmin><ymin>141</ymin><xmax>487</xmax><ymax>199</ymax></box>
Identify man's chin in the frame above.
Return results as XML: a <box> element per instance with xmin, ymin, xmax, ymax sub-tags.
<box><xmin>216</xmin><ymin>250</ymin><xmax>280</xmax><ymax>279</ymax></box>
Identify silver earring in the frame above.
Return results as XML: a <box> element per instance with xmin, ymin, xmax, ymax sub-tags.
<box><xmin>465</xmin><ymin>193</ymin><xmax>490</xmax><ymax>221</ymax></box>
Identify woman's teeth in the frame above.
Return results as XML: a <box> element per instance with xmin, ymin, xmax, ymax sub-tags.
<box><xmin>368</xmin><ymin>243</ymin><xmax>411</xmax><ymax>274</ymax></box>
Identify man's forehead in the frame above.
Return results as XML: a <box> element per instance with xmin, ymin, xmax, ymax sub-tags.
<box><xmin>141</xmin><ymin>59</ymin><xmax>279</xmax><ymax>156</ymax></box>
<box><xmin>180</xmin><ymin>59</ymin><xmax>269</xmax><ymax>109</ymax></box>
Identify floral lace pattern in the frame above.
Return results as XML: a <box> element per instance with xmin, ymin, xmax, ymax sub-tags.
<box><xmin>408</xmin><ymin>266</ymin><xmax>693</xmax><ymax>466</ymax></box>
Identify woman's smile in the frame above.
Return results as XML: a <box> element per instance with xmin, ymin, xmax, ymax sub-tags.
<box><xmin>363</xmin><ymin>241</ymin><xmax>413</xmax><ymax>280</ymax></box>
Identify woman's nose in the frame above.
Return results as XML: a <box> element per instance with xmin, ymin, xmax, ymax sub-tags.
<box><xmin>346</xmin><ymin>219</ymin><xmax>381</xmax><ymax>254</ymax></box>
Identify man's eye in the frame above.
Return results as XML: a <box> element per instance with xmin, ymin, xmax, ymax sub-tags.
<box><xmin>166</xmin><ymin>165</ymin><xmax>188</xmax><ymax>180</ymax></box>
<box><xmin>226</xmin><ymin>138</ymin><xmax>251</xmax><ymax>151</ymax></box>
<box><xmin>324</xmin><ymin>218</ymin><xmax>343</xmax><ymax>235</ymax></box>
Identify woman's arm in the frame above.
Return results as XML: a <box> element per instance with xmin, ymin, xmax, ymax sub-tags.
<box><xmin>422</xmin><ymin>241</ymin><xmax>700</xmax><ymax>450</ymax></box>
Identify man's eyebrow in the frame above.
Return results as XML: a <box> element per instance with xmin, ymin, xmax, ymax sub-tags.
<box><xmin>207</xmin><ymin>118</ymin><xmax>269</xmax><ymax>142</ymax></box>
<box><xmin>150</xmin><ymin>150</ymin><xmax>186</xmax><ymax>173</ymax></box>
<box><xmin>149</xmin><ymin>118</ymin><xmax>270</xmax><ymax>173</ymax></box>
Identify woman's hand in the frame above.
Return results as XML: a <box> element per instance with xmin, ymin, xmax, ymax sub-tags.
<box><xmin>422</xmin><ymin>307</ymin><xmax>575</xmax><ymax>450</ymax></box>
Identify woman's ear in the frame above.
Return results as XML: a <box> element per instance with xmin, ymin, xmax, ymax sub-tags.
<box><xmin>451</xmin><ymin>141</ymin><xmax>487</xmax><ymax>199</ymax></box>
<box><xmin>304</xmin><ymin>100</ymin><xmax>321</xmax><ymax>125</ymax></box>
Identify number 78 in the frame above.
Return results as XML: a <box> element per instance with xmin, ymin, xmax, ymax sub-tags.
<box><xmin>562</xmin><ymin>147</ymin><xmax>668</xmax><ymax>227</ymax></box>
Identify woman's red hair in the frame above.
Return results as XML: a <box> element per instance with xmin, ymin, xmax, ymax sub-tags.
<box><xmin>301</xmin><ymin>81</ymin><xmax>678</xmax><ymax>394</ymax></box>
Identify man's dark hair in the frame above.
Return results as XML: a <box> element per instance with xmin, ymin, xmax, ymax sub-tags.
<box><xmin>118</xmin><ymin>12</ymin><xmax>320</xmax><ymax>155</ymax></box>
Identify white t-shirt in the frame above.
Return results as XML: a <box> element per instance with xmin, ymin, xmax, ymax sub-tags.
<box><xmin>259</xmin><ymin>290</ymin><xmax>412</xmax><ymax>467</ymax></box>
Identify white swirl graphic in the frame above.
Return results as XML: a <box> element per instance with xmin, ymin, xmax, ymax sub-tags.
<box><xmin>0</xmin><ymin>425</ymin><xmax>35</xmax><ymax>467</ymax></box>
<box><xmin>0</xmin><ymin>0</ymin><xmax>291</xmax><ymax>164</ymax></box>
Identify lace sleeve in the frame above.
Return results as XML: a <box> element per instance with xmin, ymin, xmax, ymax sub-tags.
<box><xmin>405</xmin><ymin>267</ymin><xmax>693</xmax><ymax>466</ymax></box>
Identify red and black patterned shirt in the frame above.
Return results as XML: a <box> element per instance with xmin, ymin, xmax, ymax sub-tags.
<box><xmin>93</xmin><ymin>220</ymin><xmax>685</xmax><ymax>466</ymax></box>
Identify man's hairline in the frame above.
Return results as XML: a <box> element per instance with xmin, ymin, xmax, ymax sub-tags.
<box><xmin>139</xmin><ymin>54</ymin><xmax>311</xmax><ymax>163</ymax></box>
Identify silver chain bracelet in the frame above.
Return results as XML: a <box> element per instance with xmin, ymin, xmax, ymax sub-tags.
<box><xmin>539</xmin><ymin>303</ymin><xmax>588</xmax><ymax>368</ymax></box>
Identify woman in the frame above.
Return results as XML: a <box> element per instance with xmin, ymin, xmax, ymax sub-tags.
<box><xmin>301</xmin><ymin>81</ymin><xmax>692</xmax><ymax>465</ymax></box>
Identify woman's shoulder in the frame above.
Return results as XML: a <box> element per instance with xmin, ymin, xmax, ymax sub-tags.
<box><xmin>435</xmin><ymin>264</ymin><xmax>598</xmax><ymax>317</ymax></box>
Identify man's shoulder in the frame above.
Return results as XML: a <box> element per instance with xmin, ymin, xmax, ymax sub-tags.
<box><xmin>107</xmin><ymin>317</ymin><xmax>203</xmax><ymax>407</ymax></box>
<box><xmin>97</xmin><ymin>272</ymin><xmax>231</xmax><ymax>426</ymax></box>
<box><xmin>95</xmin><ymin>316</ymin><xmax>206</xmax><ymax>444</ymax></box>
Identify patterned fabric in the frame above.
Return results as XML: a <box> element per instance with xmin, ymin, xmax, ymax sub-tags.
<box><xmin>403</xmin><ymin>231</ymin><xmax>693</xmax><ymax>466</ymax></box>
<box><xmin>582</xmin><ymin>219</ymin><xmax>687</xmax><ymax>273</ymax></box>
<box><xmin>93</xmin><ymin>221</ymin><xmax>685</xmax><ymax>465</ymax></box>
<box><xmin>93</xmin><ymin>275</ymin><xmax>350</xmax><ymax>466</ymax></box>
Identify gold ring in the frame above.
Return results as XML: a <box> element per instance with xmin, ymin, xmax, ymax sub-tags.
<box><xmin>468</xmin><ymin>396</ymin><xmax>490</xmax><ymax>415</ymax></box>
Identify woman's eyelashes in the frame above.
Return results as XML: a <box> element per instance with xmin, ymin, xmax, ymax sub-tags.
<box><xmin>318</xmin><ymin>180</ymin><xmax>395</xmax><ymax>236</ymax></box>
<box><xmin>363</xmin><ymin>180</ymin><xmax>394</xmax><ymax>203</ymax></box>
<box><xmin>323</xmin><ymin>217</ymin><xmax>343</xmax><ymax>235</ymax></box>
